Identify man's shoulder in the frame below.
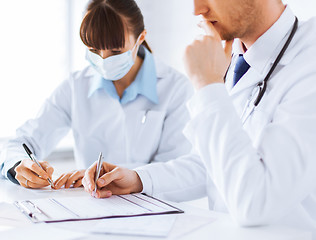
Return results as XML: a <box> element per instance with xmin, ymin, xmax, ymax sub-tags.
<box><xmin>297</xmin><ymin>17</ymin><xmax>316</xmax><ymax>44</ymax></box>
<box><xmin>280</xmin><ymin>17</ymin><xmax>316</xmax><ymax>66</ymax></box>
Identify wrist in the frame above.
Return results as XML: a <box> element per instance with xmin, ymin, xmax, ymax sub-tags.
<box><xmin>193</xmin><ymin>78</ymin><xmax>223</xmax><ymax>90</ymax></box>
<box><xmin>132</xmin><ymin>170</ymin><xmax>143</xmax><ymax>193</ymax></box>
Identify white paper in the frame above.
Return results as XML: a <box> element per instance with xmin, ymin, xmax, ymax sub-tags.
<box><xmin>0</xmin><ymin>223</ymin><xmax>86</xmax><ymax>240</ymax></box>
<box><xmin>169</xmin><ymin>214</ymin><xmax>216</xmax><ymax>238</ymax></box>
<box><xmin>0</xmin><ymin>202</ymin><xmax>31</xmax><ymax>227</ymax></box>
<box><xmin>52</xmin><ymin>214</ymin><xmax>177</xmax><ymax>238</ymax></box>
<box><xmin>14</xmin><ymin>193</ymin><xmax>182</xmax><ymax>223</ymax></box>
<box><xmin>50</xmin><ymin>213</ymin><xmax>216</xmax><ymax>238</ymax></box>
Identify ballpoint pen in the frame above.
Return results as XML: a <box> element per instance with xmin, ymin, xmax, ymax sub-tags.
<box><xmin>94</xmin><ymin>152</ymin><xmax>103</xmax><ymax>194</ymax></box>
<box><xmin>141</xmin><ymin>109</ymin><xmax>150</xmax><ymax>124</ymax></box>
<box><xmin>22</xmin><ymin>143</ymin><xmax>55</xmax><ymax>188</ymax></box>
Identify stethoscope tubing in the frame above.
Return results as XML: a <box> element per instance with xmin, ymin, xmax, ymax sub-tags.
<box><xmin>239</xmin><ymin>17</ymin><xmax>298</xmax><ymax>124</ymax></box>
<box><xmin>253</xmin><ymin>17</ymin><xmax>298</xmax><ymax>107</ymax></box>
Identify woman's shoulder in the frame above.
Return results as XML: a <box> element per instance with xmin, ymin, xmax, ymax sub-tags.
<box><xmin>153</xmin><ymin>56</ymin><xmax>190</xmax><ymax>86</ymax></box>
<box><xmin>70</xmin><ymin>65</ymin><xmax>95</xmax><ymax>82</ymax></box>
<box><xmin>153</xmin><ymin>56</ymin><xmax>194</xmax><ymax>101</ymax></box>
<box><xmin>65</xmin><ymin>65</ymin><xmax>97</xmax><ymax>90</ymax></box>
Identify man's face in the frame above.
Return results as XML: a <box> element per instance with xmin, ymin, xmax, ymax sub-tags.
<box><xmin>194</xmin><ymin>0</ymin><xmax>259</xmax><ymax>41</ymax></box>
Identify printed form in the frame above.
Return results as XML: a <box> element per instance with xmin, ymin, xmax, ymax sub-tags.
<box><xmin>14</xmin><ymin>193</ymin><xmax>183</xmax><ymax>223</ymax></box>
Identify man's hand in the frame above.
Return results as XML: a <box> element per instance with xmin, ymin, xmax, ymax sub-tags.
<box><xmin>183</xmin><ymin>20</ymin><xmax>233</xmax><ymax>90</ymax></box>
<box><xmin>82</xmin><ymin>161</ymin><xmax>143</xmax><ymax>198</ymax></box>
<box><xmin>15</xmin><ymin>159</ymin><xmax>54</xmax><ymax>188</ymax></box>
<box><xmin>53</xmin><ymin>169</ymin><xmax>85</xmax><ymax>189</ymax></box>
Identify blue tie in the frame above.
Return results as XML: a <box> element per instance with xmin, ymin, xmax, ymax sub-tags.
<box><xmin>233</xmin><ymin>54</ymin><xmax>250</xmax><ymax>86</ymax></box>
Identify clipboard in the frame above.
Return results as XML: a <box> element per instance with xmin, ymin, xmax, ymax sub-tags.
<box><xmin>14</xmin><ymin>193</ymin><xmax>184</xmax><ymax>223</ymax></box>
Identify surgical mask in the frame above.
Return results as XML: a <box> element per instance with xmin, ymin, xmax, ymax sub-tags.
<box><xmin>86</xmin><ymin>41</ymin><xmax>139</xmax><ymax>81</ymax></box>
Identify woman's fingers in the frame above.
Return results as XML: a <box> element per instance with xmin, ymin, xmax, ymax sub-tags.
<box><xmin>73</xmin><ymin>178</ymin><xmax>83</xmax><ymax>188</ymax></box>
<box><xmin>14</xmin><ymin>159</ymin><xmax>55</xmax><ymax>189</ymax></box>
<box><xmin>52</xmin><ymin>170</ymin><xmax>85</xmax><ymax>190</ymax></box>
<box><xmin>65</xmin><ymin>170</ymin><xmax>84</xmax><ymax>188</ymax></box>
<box><xmin>40</xmin><ymin>161</ymin><xmax>54</xmax><ymax>179</ymax></box>
<box><xmin>21</xmin><ymin>168</ymin><xmax>50</xmax><ymax>186</ymax></box>
<box><xmin>54</xmin><ymin>173</ymin><xmax>72</xmax><ymax>189</ymax></box>
<box><xmin>16</xmin><ymin>175</ymin><xmax>49</xmax><ymax>189</ymax></box>
<box><xmin>22</xmin><ymin>159</ymin><xmax>49</xmax><ymax>179</ymax></box>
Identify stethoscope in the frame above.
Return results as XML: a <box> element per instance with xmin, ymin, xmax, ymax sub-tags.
<box><xmin>236</xmin><ymin>17</ymin><xmax>298</xmax><ymax>124</ymax></box>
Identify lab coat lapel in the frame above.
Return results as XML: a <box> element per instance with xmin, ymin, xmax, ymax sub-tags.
<box><xmin>229</xmin><ymin>67</ymin><xmax>263</xmax><ymax>96</ymax></box>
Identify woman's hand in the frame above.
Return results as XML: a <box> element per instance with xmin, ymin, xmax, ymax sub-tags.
<box><xmin>15</xmin><ymin>159</ymin><xmax>54</xmax><ymax>188</ymax></box>
<box><xmin>82</xmin><ymin>161</ymin><xmax>143</xmax><ymax>198</ymax></box>
<box><xmin>53</xmin><ymin>170</ymin><xmax>85</xmax><ymax>189</ymax></box>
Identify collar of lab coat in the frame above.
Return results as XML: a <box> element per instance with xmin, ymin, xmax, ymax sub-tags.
<box><xmin>228</xmin><ymin>5</ymin><xmax>296</xmax><ymax>94</ymax></box>
<box><xmin>87</xmin><ymin>46</ymin><xmax>160</xmax><ymax>104</ymax></box>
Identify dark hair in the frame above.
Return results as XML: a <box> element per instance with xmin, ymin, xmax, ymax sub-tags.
<box><xmin>80</xmin><ymin>0</ymin><xmax>151</xmax><ymax>52</ymax></box>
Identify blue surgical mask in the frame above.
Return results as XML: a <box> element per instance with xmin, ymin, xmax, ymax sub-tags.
<box><xmin>86</xmin><ymin>40</ymin><xmax>139</xmax><ymax>81</ymax></box>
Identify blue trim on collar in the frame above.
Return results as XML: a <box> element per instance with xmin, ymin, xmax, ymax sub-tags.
<box><xmin>88</xmin><ymin>47</ymin><xmax>159</xmax><ymax>105</ymax></box>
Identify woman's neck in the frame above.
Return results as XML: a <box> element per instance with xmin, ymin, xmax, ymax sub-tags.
<box><xmin>113</xmin><ymin>55</ymin><xmax>143</xmax><ymax>98</ymax></box>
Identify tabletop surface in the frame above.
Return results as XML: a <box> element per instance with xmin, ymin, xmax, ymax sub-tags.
<box><xmin>0</xmin><ymin>177</ymin><xmax>312</xmax><ymax>240</ymax></box>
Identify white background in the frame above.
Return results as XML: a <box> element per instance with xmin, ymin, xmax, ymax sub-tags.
<box><xmin>0</xmin><ymin>0</ymin><xmax>315</xmax><ymax>140</ymax></box>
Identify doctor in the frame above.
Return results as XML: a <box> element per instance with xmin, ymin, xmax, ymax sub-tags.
<box><xmin>0</xmin><ymin>0</ymin><xmax>193</xmax><ymax>189</ymax></box>
<box><xmin>82</xmin><ymin>0</ymin><xmax>316</xmax><ymax>235</ymax></box>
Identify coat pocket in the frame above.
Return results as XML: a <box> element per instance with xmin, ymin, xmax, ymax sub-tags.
<box><xmin>127</xmin><ymin>110</ymin><xmax>166</xmax><ymax>163</ymax></box>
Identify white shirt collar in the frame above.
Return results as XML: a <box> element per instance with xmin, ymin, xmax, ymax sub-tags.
<box><xmin>242</xmin><ymin>5</ymin><xmax>296</xmax><ymax>75</ymax></box>
<box><xmin>227</xmin><ymin>5</ymin><xmax>297</xmax><ymax>92</ymax></box>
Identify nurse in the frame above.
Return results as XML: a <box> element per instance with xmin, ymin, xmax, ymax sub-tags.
<box><xmin>0</xmin><ymin>0</ymin><xmax>193</xmax><ymax>189</ymax></box>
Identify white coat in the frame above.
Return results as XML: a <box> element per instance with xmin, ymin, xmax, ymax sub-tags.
<box><xmin>0</xmin><ymin>52</ymin><xmax>194</xmax><ymax>178</ymax></box>
<box><xmin>136</xmin><ymin>6</ymin><xmax>316</xmax><ymax>236</ymax></box>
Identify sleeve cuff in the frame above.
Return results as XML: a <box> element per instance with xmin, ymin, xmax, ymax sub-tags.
<box><xmin>134</xmin><ymin>168</ymin><xmax>153</xmax><ymax>196</ymax></box>
<box><xmin>187</xmin><ymin>83</ymin><xmax>230</xmax><ymax>118</ymax></box>
<box><xmin>6</xmin><ymin>161</ymin><xmax>21</xmax><ymax>184</ymax></box>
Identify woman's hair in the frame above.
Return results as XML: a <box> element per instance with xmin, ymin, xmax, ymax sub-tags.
<box><xmin>80</xmin><ymin>0</ymin><xmax>151</xmax><ymax>52</ymax></box>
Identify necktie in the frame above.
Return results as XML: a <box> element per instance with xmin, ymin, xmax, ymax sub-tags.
<box><xmin>233</xmin><ymin>54</ymin><xmax>250</xmax><ymax>86</ymax></box>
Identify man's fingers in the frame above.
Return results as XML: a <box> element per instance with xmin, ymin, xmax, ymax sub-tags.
<box><xmin>91</xmin><ymin>188</ymin><xmax>112</xmax><ymax>198</ymax></box>
<box><xmin>198</xmin><ymin>20</ymin><xmax>221</xmax><ymax>40</ymax></box>
<box><xmin>83</xmin><ymin>162</ymin><xmax>98</xmax><ymax>192</ymax></box>
<box><xmin>97</xmin><ymin>167</ymin><xmax>121</xmax><ymax>188</ymax></box>
<box><xmin>82</xmin><ymin>177</ymin><xmax>91</xmax><ymax>193</ymax></box>
<box><xmin>96</xmin><ymin>189</ymin><xmax>112</xmax><ymax>198</ymax></box>
<box><xmin>102</xmin><ymin>162</ymin><xmax>117</xmax><ymax>173</ymax></box>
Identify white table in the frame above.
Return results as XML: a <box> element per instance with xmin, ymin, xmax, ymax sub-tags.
<box><xmin>0</xmin><ymin>178</ymin><xmax>312</xmax><ymax>240</ymax></box>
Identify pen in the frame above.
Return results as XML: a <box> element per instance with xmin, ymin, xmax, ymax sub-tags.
<box><xmin>94</xmin><ymin>152</ymin><xmax>103</xmax><ymax>193</ymax></box>
<box><xmin>22</xmin><ymin>143</ymin><xmax>55</xmax><ymax>188</ymax></box>
<box><xmin>141</xmin><ymin>109</ymin><xmax>150</xmax><ymax>124</ymax></box>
